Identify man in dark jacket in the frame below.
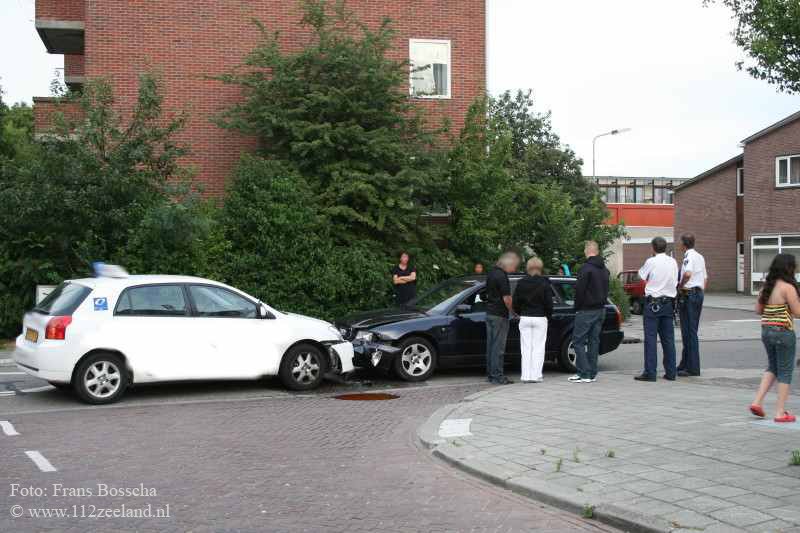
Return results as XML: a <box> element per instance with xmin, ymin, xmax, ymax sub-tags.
<box><xmin>569</xmin><ymin>241</ymin><xmax>610</xmax><ymax>383</ymax></box>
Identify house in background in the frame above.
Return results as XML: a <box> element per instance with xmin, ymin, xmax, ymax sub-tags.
<box><xmin>674</xmin><ymin>110</ymin><xmax>800</xmax><ymax>294</ymax></box>
<box><xmin>592</xmin><ymin>176</ymin><xmax>688</xmax><ymax>274</ymax></box>
<box><xmin>32</xmin><ymin>0</ymin><xmax>487</xmax><ymax>195</ymax></box>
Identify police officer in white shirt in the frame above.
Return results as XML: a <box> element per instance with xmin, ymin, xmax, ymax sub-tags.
<box><xmin>634</xmin><ymin>236</ymin><xmax>679</xmax><ymax>382</ymax></box>
<box><xmin>677</xmin><ymin>233</ymin><xmax>707</xmax><ymax>377</ymax></box>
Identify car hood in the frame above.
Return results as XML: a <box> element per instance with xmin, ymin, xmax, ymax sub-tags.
<box><xmin>338</xmin><ymin>307</ymin><xmax>427</xmax><ymax>329</ymax></box>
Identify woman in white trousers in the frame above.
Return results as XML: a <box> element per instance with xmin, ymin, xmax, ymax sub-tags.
<box><xmin>513</xmin><ymin>257</ymin><xmax>553</xmax><ymax>382</ymax></box>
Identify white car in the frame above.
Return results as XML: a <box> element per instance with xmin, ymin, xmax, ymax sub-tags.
<box><xmin>14</xmin><ymin>274</ymin><xmax>354</xmax><ymax>404</ymax></box>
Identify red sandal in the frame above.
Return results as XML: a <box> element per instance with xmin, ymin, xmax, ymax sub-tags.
<box><xmin>775</xmin><ymin>412</ymin><xmax>796</xmax><ymax>423</ymax></box>
<box><xmin>750</xmin><ymin>404</ymin><xmax>765</xmax><ymax>418</ymax></box>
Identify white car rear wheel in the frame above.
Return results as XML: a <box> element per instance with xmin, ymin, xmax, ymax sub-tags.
<box><xmin>74</xmin><ymin>352</ymin><xmax>129</xmax><ymax>404</ymax></box>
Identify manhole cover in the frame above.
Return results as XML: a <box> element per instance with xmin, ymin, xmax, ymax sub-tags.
<box><xmin>334</xmin><ymin>393</ymin><xmax>399</xmax><ymax>401</ymax></box>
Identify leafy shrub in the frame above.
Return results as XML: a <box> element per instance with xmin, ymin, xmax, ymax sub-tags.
<box><xmin>608</xmin><ymin>276</ymin><xmax>630</xmax><ymax>321</ymax></box>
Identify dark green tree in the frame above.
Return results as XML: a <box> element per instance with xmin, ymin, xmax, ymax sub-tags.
<box><xmin>707</xmin><ymin>0</ymin><xmax>800</xmax><ymax>93</ymax></box>
<box><xmin>219</xmin><ymin>155</ymin><xmax>393</xmax><ymax>320</ymax></box>
<box><xmin>445</xmin><ymin>93</ymin><xmax>623</xmax><ymax>272</ymax></box>
<box><xmin>0</xmin><ymin>74</ymin><xmax>199</xmax><ymax>336</ymax></box>
<box><xmin>217</xmin><ymin>0</ymin><xmax>440</xmax><ymax>250</ymax></box>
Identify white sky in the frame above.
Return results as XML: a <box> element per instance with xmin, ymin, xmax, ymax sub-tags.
<box><xmin>2</xmin><ymin>0</ymin><xmax>799</xmax><ymax>178</ymax></box>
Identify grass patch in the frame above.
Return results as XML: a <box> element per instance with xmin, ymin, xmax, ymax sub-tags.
<box><xmin>605</xmin><ymin>450</ymin><xmax>616</xmax><ymax>458</ymax></box>
<box><xmin>582</xmin><ymin>504</ymin><xmax>594</xmax><ymax>519</ymax></box>
<box><xmin>555</xmin><ymin>458</ymin><xmax>563</xmax><ymax>473</ymax></box>
<box><xmin>790</xmin><ymin>450</ymin><xmax>800</xmax><ymax>466</ymax></box>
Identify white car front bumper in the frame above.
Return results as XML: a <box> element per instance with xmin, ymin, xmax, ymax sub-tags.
<box><xmin>329</xmin><ymin>341</ymin><xmax>355</xmax><ymax>374</ymax></box>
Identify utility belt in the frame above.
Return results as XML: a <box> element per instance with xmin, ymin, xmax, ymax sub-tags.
<box><xmin>680</xmin><ymin>287</ymin><xmax>703</xmax><ymax>294</ymax></box>
<box><xmin>645</xmin><ymin>295</ymin><xmax>674</xmax><ymax>313</ymax></box>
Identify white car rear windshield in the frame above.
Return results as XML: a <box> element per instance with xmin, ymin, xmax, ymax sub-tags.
<box><xmin>33</xmin><ymin>282</ymin><xmax>92</xmax><ymax>316</ymax></box>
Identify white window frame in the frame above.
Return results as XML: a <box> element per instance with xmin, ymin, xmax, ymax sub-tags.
<box><xmin>736</xmin><ymin>167</ymin><xmax>744</xmax><ymax>196</ymax></box>
<box><xmin>409</xmin><ymin>39</ymin><xmax>452</xmax><ymax>100</ymax></box>
<box><xmin>750</xmin><ymin>234</ymin><xmax>800</xmax><ymax>294</ymax></box>
<box><xmin>775</xmin><ymin>154</ymin><xmax>800</xmax><ymax>188</ymax></box>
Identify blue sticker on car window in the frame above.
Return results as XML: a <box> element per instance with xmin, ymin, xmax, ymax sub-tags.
<box><xmin>93</xmin><ymin>297</ymin><xmax>108</xmax><ymax>311</ymax></box>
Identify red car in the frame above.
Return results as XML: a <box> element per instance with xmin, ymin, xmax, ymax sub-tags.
<box><xmin>618</xmin><ymin>270</ymin><xmax>646</xmax><ymax>315</ymax></box>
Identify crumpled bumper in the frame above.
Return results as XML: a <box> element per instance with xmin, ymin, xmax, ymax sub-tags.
<box><xmin>351</xmin><ymin>340</ymin><xmax>401</xmax><ymax>371</ymax></box>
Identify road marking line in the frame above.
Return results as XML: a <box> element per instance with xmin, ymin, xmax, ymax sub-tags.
<box><xmin>0</xmin><ymin>391</ymin><xmax>15</xmax><ymax>397</ymax></box>
<box><xmin>19</xmin><ymin>385</ymin><xmax>55</xmax><ymax>393</ymax></box>
<box><xmin>0</xmin><ymin>421</ymin><xmax>19</xmax><ymax>436</ymax></box>
<box><xmin>25</xmin><ymin>451</ymin><xmax>57</xmax><ymax>472</ymax></box>
<box><xmin>0</xmin><ymin>359</ymin><xmax>14</xmax><ymax>365</ymax></box>
<box><xmin>0</xmin><ymin>372</ymin><xmax>26</xmax><ymax>375</ymax></box>
<box><xmin>439</xmin><ymin>418</ymin><xmax>473</xmax><ymax>438</ymax></box>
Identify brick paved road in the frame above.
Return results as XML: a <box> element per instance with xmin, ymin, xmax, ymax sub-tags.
<box><xmin>0</xmin><ymin>383</ymin><xmax>618</xmax><ymax>532</ymax></box>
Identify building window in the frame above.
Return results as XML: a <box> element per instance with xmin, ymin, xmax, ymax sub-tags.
<box><xmin>409</xmin><ymin>39</ymin><xmax>451</xmax><ymax>99</ymax></box>
<box><xmin>751</xmin><ymin>235</ymin><xmax>800</xmax><ymax>294</ymax></box>
<box><xmin>736</xmin><ymin>167</ymin><xmax>744</xmax><ymax>196</ymax></box>
<box><xmin>776</xmin><ymin>155</ymin><xmax>800</xmax><ymax>187</ymax></box>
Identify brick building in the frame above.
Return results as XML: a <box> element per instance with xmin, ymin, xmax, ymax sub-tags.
<box><xmin>590</xmin><ymin>176</ymin><xmax>687</xmax><ymax>274</ymax></box>
<box><xmin>32</xmin><ymin>0</ymin><xmax>487</xmax><ymax>196</ymax></box>
<box><xmin>674</xmin><ymin>110</ymin><xmax>800</xmax><ymax>294</ymax></box>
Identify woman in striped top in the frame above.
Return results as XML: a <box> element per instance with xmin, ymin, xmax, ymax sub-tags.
<box><xmin>750</xmin><ymin>254</ymin><xmax>800</xmax><ymax>423</ymax></box>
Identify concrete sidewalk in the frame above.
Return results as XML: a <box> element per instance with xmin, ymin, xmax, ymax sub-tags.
<box><xmin>420</xmin><ymin>372</ymin><xmax>800</xmax><ymax>533</ymax></box>
<box><xmin>704</xmin><ymin>293</ymin><xmax>758</xmax><ymax>312</ymax></box>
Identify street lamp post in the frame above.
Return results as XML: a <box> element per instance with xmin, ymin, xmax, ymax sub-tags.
<box><xmin>592</xmin><ymin>128</ymin><xmax>631</xmax><ymax>179</ymax></box>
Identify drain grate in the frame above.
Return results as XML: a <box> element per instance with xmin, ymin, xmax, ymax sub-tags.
<box><xmin>334</xmin><ymin>392</ymin><xmax>399</xmax><ymax>401</ymax></box>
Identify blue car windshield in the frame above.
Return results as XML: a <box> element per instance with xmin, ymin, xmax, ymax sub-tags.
<box><xmin>410</xmin><ymin>279</ymin><xmax>481</xmax><ymax>314</ymax></box>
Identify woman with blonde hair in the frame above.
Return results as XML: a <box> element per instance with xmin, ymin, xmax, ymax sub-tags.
<box><xmin>513</xmin><ymin>257</ymin><xmax>553</xmax><ymax>382</ymax></box>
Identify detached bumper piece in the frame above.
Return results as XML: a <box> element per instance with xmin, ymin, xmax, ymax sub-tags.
<box><xmin>352</xmin><ymin>340</ymin><xmax>400</xmax><ymax>371</ymax></box>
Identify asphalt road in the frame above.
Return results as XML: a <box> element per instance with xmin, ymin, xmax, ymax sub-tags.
<box><xmin>0</xmin><ymin>307</ymin><xmax>773</xmax><ymax>532</ymax></box>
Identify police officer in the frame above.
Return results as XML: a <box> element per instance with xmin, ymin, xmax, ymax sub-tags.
<box><xmin>635</xmin><ymin>236</ymin><xmax>678</xmax><ymax>382</ymax></box>
<box><xmin>677</xmin><ymin>233</ymin><xmax>707</xmax><ymax>377</ymax></box>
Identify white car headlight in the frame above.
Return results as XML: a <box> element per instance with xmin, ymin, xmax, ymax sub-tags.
<box><xmin>355</xmin><ymin>330</ymin><xmax>375</xmax><ymax>342</ymax></box>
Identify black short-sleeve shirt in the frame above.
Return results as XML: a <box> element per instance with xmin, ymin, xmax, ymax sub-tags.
<box><xmin>486</xmin><ymin>266</ymin><xmax>511</xmax><ymax>318</ymax></box>
<box><xmin>392</xmin><ymin>265</ymin><xmax>417</xmax><ymax>305</ymax></box>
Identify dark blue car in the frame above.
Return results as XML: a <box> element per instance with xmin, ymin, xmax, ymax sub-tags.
<box><xmin>337</xmin><ymin>275</ymin><xmax>624</xmax><ymax>382</ymax></box>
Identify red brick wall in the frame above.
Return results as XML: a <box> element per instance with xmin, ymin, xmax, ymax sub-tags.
<box><xmin>623</xmin><ymin>243</ymin><xmax>654</xmax><ymax>271</ymax></box>
<box><xmin>76</xmin><ymin>0</ymin><xmax>485</xmax><ymax>196</ymax></box>
<box><xmin>64</xmin><ymin>54</ymin><xmax>84</xmax><ymax>77</ymax></box>
<box><xmin>32</xmin><ymin>97</ymin><xmax>83</xmax><ymax>131</ymax></box>
<box><xmin>674</xmin><ymin>163</ymin><xmax>738</xmax><ymax>291</ymax></box>
<box><xmin>36</xmin><ymin>0</ymin><xmax>85</xmax><ymax>21</ymax></box>
<box><xmin>742</xmin><ymin>118</ymin><xmax>800</xmax><ymax>292</ymax></box>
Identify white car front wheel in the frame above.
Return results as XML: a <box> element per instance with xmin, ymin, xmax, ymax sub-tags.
<box><xmin>279</xmin><ymin>344</ymin><xmax>327</xmax><ymax>391</ymax></box>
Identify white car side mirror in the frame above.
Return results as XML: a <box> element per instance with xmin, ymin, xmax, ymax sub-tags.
<box><xmin>258</xmin><ymin>304</ymin><xmax>275</xmax><ymax>320</ymax></box>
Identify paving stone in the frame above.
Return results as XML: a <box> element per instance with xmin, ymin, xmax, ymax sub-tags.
<box><xmin>661</xmin><ymin>509</ymin><xmax>720</xmax><ymax>529</ymax></box>
<box><xmin>697</xmin><ymin>485</ymin><xmax>753</xmax><ymax>498</ymax></box>
<box><xmin>709</xmin><ymin>506</ymin><xmax>774</xmax><ymax>527</ymax></box>
<box><xmin>675</xmin><ymin>495</ymin><xmax>738</xmax><ymax>513</ymax></box>
<box><xmin>649</xmin><ymin>486</ymin><xmax>699</xmax><ymax>503</ymax></box>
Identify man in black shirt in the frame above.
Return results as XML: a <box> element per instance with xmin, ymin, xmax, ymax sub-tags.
<box><xmin>570</xmin><ymin>241</ymin><xmax>610</xmax><ymax>383</ymax></box>
<box><xmin>485</xmin><ymin>252</ymin><xmax>520</xmax><ymax>384</ymax></box>
<box><xmin>392</xmin><ymin>252</ymin><xmax>417</xmax><ymax>305</ymax></box>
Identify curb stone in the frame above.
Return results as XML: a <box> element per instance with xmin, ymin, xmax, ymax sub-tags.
<box><xmin>420</xmin><ymin>392</ymin><xmax>674</xmax><ymax>533</ymax></box>
<box><xmin>417</xmin><ymin>403</ymin><xmax>459</xmax><ymax>449</ymax></box>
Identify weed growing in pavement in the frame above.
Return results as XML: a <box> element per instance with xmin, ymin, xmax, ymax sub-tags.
<box><xmin>582</xmin><ymin>505</ymin><xmax>594</xmax><ymax>519</ymax></box>
<box><xmin>573</xmin><ymin>448</ymin><xmax>581</xmax><ymax>463</ymax></box>
<box><xmin>606</xmin><ymin>450</ymin><xmax>616</xmax><ymax>458</ymax></box>
<box><xmin>540</xmin><ymin>448</ymin><xmax>546</xmax><ymax>455</ymax></box>
<box><xmin>790</xmin><ymin>450</ymin><xmax>800</xmax><ymax>466</ymax></box>
<box><xmin>451</xmin><ymin>440</ymin><xmax>462</xmax><ymax>447</ymax></box>
<box><xmin>555</xmin><ymin>458</ymin><xmax>563</xmax><ymax>472</ymax></box>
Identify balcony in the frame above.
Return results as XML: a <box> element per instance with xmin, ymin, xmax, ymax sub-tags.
<box><xmin>64</xmin><ymin>54</ymin><xmax>85</xmax><ymax>92</ymax></box>
<box><xmin>35</xmin><ymin>0</ymin><xmax>85</xmax><ymax>54</ymax></box>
